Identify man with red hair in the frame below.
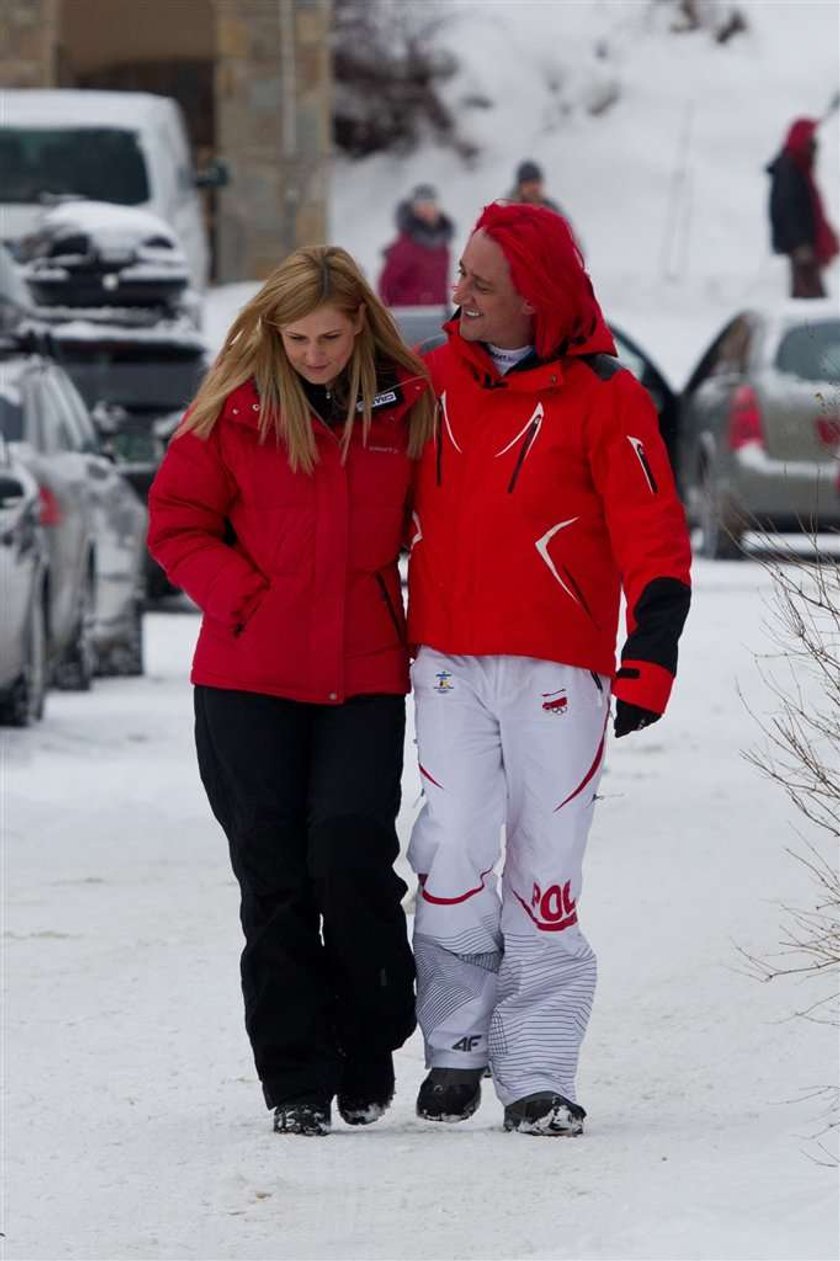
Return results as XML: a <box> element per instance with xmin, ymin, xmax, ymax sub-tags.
<box><xmin>767</xmin><ymin>118</ymin><xmax>839</xmax><ymax>298</ymax></box>
<box><xmin>406</xmin><ymin>202</ymin><xmax>692</xmax><ymax>1135</ymax></box>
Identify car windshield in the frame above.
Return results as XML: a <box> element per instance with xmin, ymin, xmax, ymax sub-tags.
<box><xmin>0</xmin><ymin>127</ymin><xmax>150</xmax><ymax>206</ymax></box>
<box><xmin>775</xmin><ymin>320</ymin><xmax>840</xmax><ymax>383</ymax></box>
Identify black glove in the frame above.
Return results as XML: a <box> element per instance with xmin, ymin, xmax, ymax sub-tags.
<box><xmin>613</xmin><ymin>700</ymin><xmax>661</xmax><ymax>739</ymax></box>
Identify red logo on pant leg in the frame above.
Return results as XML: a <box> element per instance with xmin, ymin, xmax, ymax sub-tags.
<box><xmin>541</xmin><ymin>690</ymin><xmax>568</xmax><ymax>716</ymax></box>
<box><xmin>516</xmin><ymin>880</ymin><xmax>578</xmax><ymax>931</ymax></box>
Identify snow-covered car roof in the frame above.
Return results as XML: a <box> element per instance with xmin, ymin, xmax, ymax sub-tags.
<box><xmin>27</xmin><ymin>201</ymin><xmax>184</xmax><ymax>255</ymax></box>
<box><xmin>0</xmin><ymin>89</ymin><xmax>179</xmax><ymax>130</ymax></box>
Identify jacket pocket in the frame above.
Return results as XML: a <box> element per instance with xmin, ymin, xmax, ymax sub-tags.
<box><xmin>375</xmin><ymin>570</ymin><xmax>406</xmax><ymax>645</ymax></box>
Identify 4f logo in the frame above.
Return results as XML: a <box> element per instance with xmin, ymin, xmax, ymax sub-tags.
<box><xmin>451</xmin><ymin>1036</ymin><xmax>481</xmax><ymax>1052</ymax></box>
<box><xmin>541</xmin><ymin>690</ymin><xmax>568</xmax><ymax>716</ymax></box>
<box><xmin>434</xmin><ymin>670</ymin><xmax>454</xmax><ymax>693</ymax></box>
<box><xmin>513</xmin><ymin>880</ymin><xmax>578</xmax><ymax>932</ymax></box>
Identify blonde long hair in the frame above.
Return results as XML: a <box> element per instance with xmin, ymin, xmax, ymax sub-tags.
<box><xmin>180</xmin><ymin>245</ymin><xmax>435</xmax><ymax>472</ymax></box>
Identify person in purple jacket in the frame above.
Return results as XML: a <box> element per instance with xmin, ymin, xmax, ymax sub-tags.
<box><xmin>378</xmin><ymin>184</ymin><xmax>455</xmax><ymax>308</ymax></box>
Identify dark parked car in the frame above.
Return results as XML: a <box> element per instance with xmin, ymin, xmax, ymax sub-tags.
<box><xmin>0</xmin><ymin>431</ymin><xmax>48</xmax><ymax>725</ymax></box>
<box><xmin>0</xmin><ymin>339</ymin><xmax>148</xmax><ymax>684</ymax></box>
<box><xmin>676</xmin><ymin>302</ymin><xmax>840</xmax><ymax>557</ymax></box>
<box><xmin>93</xmin><ymin>402</ymin><xmax>181</xmax><ymax>599</ymax></box>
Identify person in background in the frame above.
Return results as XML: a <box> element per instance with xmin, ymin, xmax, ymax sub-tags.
<box><xmin>509</xmin><ymin>159</ymin><xmax>562</xmax><ymax>213</ymax></box>
<box><xmin>406</xmin><ymin>201</ymin><xmax>691</xmax><ymax>1137</ymax></box>
<box><xmin>378</xmin><ymin>183</ymin><xmax>455</xmax><ymax>308</ymax></box>
<box><xmin>147</xmin><ymin>246</ymin><xmax>434</xmax><ymax>1138</ymax></box>
<box><xmin>767</xmin><ymin>117</ymin><xmax>839</xmax><ymax>298</ymax></box>
<box><xmin>508</xmin><ymin>159</ymin><xmax>581</xmax><ymax>252</ymax></box>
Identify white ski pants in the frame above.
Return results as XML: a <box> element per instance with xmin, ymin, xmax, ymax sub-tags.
<box><xmin>408</xmin><ymin>648</ymin><xmax>609</xmax><ymax>1106</ymax></box>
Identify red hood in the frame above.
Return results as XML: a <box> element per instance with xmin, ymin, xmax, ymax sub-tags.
<box><xmin>471</xmin><ymin>201</ymin><xmax>615</xmax><ymax>360</ymax></box>
<box><xmin>441</xmin><ymin>313</ymin><xmax>616</xmax><ymax>390</ymax></box>
<box><xmin>783</xmin><ymin>117</ymin><xmax>817</xmax><ymax>168</ymax></box>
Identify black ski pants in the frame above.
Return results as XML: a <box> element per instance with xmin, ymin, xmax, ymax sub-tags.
<box><xmin>194</xmin><ymin>686</ymin><xmax>416</xmax><ymax>1108</ymax></box>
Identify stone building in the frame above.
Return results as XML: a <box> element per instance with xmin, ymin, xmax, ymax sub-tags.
<box><xmin>0</xmin><ymin>0</ymin><xmax>332</xmax><ymax>280</ymax></box>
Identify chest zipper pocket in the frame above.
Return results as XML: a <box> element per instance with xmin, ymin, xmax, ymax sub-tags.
<box><xmin>507</xmin><ymin>417</ymin><xmax>540</xmax><ymax>493</ymax></box>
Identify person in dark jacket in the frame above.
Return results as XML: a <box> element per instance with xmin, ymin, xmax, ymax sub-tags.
<box><xmin>507</xmin><ymin>160</ymin><xmax>582</xmax><ymax>253</ymax></box>
<box><xmin>508</xmin><ymin>159</ymin><xmax>562</xmax><ymax>213</ymax></box>
<box><xmin>378</xmin><ymin>184</ymin><xmax>455</xmax><ymax>307</ymax></box>
<box><xmin>767</xmin><ymin>118</ymin><xmax>839</xmax><ymax>298</ymax></box>
<box><xmin>406</xmin><ymin>202</ymin><xmax>691</xmax><ymax>1136</ymax></box>
<box><xmin>148</xmin><ymin>246</ymin><xmax>434</xmax><ymax>1137</ymax></box>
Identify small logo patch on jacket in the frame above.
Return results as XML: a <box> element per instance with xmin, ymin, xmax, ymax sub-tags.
<box><xmin>357</xmin><ymin>388</ymin><xmax>399</xmax><ymax>413</ymax></box>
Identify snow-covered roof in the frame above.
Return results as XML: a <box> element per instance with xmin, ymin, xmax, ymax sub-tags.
<box><xmin>0</xmin><ymin>89</ymin><xmax>177</xmax><ymax>130</ymax></box>
<box><xmin>35</xmin><ymin>201</ymin><xmax>181</xmax><ymax>250</ymax></box>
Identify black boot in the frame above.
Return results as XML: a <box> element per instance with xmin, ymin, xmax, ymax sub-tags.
<box><xmin>337</xmin><ymin>1052</ymin><xmax>395</xmax><ymax>1126</ymax></box>
<box><xmin>273</xmin><ymin>1095</ymin><xmax>332</xmax><ymax>1136</ymax></box>
<box><xmin>416</xmin><ymin>1067</ymin><xmax>484</xmax><ymax>1122</ymax></box>
<box><xmin>503</xmin><ymin>1092</ymin><xmax>586</xmax><ymax>1136</ymax></box>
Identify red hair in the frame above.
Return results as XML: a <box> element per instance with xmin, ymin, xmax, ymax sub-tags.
<box><xmin>473</xmin><ymin>201</ymin><xmax>606</xmax><ymax>358</ymax></box>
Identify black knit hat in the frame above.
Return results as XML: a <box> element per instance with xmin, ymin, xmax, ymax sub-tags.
<box><xmin>516</xmin><ymin>160</ymin><xmax>543</xmax><ymax>184</ymax></box>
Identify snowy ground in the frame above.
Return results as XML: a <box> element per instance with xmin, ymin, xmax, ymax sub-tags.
<box><xmin>4</xmin><ymin>563</ymin><xmax>839</xmax><ymax>1261</ymax></box>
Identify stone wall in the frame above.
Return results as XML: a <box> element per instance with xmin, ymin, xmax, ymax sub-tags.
<box><xmin>214</xmin><ymin>0</ymin><xmax>332</xmax><ymax>280</ymax></box>
<box><xmin>0</xmin><ymin>0</ymin><xmax>58</xmax><ymax>86</ymax></box>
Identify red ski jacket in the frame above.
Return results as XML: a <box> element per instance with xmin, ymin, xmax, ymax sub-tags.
<box><xmin>148</xmin><ymin>373</ymin><xmax>426</xmax><ymax>705</ymax></box>
<box><xmin>378</xmin><ymin>234</ymin><xmax>451</xmax><ymax>306</ymax></box>
<box><xmin>407</xmin><ymin>322</ymin><xmax>692</xmax><ymax>715</ymax></box>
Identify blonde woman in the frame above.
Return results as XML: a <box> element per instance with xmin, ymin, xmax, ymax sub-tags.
<box><xmin>148</xmin><ymin>246</ymin><xmax>434</xmax><ymax>1137</ymax></box>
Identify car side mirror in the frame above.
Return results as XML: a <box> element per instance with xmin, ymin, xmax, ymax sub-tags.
<box><xmin>91</xmin><ymin>400</ymin><xmax>129</xmax><ymax>435</ymax></box>
<box><xmin>195</xmin><ymin>158</ymin><xmax>230</xmax><ymax>190</ymax></box>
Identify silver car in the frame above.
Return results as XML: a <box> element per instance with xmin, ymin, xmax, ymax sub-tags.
<box><xmin>677</xmin><ymin>302</ymin><xmax>840</xmax><ymax>558</ymax></box>
<box><xmin>0</xmin><ymin>347</ymin><xmax>148</xmax><ymax>684</ymax></box>
<box><xmin>0</xmin><ymin>431</ymin><xmax>47</xmax><ymax>724</ymax></box>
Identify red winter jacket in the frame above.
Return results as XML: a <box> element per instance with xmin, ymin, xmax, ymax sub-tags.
<box><xmin>378</xmin><ymin>204</ymin><xmax>454</xmax><ymax>307</ymax></box>
<box><xmin>407</xmin><ymin>322</ymin><xmax>692</xmax><ymax>715</ymax></box>
<box><xmin>148</xmin><ymin>373</ymin><xmax>426</xmax><ymax>705</ymax></box>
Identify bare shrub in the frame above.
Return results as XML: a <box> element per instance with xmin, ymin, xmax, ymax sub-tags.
<box><xmin>332</xmin><ymin>0</ymin><xmax>467</xmax><ymax>158</ymax></box>
<box><xmin>742</xmin><ymin>535</ymin><xmax>839</xmax><ymax>1153</ymax></box>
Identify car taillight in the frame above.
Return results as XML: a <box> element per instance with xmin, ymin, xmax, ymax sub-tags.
<box><xmin>815</xmin><ymin>416</ymin><xmax>840</xmax><ymax>449</ymax></box>
<box><xmin>38</xmin><ymin>485</ymin><xmax>62</xmax><ymax>526</ymax></box>
<box><xmin>727</xmin><ymin>385</ymin><xmax>765</xmax><ymax>451</ymax></box>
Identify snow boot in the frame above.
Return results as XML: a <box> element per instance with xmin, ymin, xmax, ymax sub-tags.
<box><xmin>416</xmin><ymin>1067</ymin><xmax>484</xmax><ymax>1122</ymax></box>
<box><xmin>273</xmin><ymin>1096</ymin><xmax>332</xmax><ymax>1136</ymax></box>
<box><xmin>337</xmin><ymin>1051</ymin><xmax>395</xmax><ymax>1126</ymax></box>
<box><xmin>503</xmin><ymin>1092</ymin><xmax>586</xmax><ymax>1136</ymax></box>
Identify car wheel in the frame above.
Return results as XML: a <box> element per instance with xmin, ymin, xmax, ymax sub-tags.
<box><xmin>697</xmin><ymin>468</ymin><xmax>743</xmax><ymax>560</ymax></box>
<box><xmin>0</xmin><ymin>591</ymin><xmax>48</xmax><ymax>727</ymax></box>
<box><xmin>99</xmin><ymin>600</ymin><xmax>145</xmax><ymax>677</ymax></box>
<box><xmin>53</xmin><ymin>572</ymin><xmax>95</xmax><ymax>691</ymax></box>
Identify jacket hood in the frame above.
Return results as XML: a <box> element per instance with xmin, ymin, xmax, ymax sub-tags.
<box><xmin>780</xmin><ymin>117</ymin><xmax>818</xmax><ymax>169</ymax></box>
<box><xmin>471</xmin><ymin>202</ymin><xmax>612</xmax><ymax>359</ymax></box>
<box><xmin>394</xmin><ymin>200</ymin><xmax>455</xmax><ymax>249</ymax></box>
<box><xmin>441</xmin><ymin>312</ymin><xmax>616</xmax><ymax>391</ymax></box>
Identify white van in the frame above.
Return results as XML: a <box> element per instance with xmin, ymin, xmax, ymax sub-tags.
<box><xmin>0</xmin><ymin>89</ymin><xmax>226</xmax><ymax>290</ymax></box>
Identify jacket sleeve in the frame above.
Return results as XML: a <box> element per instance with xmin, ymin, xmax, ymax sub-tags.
<box><xmin>147</xmin><ymin>425</ymin><xmax>268</xmax><ymax>630</ymax></box>
<box><xmin>587</xmin><ymin>369</ymin><xmax>692</xmax><ymax>715</ymax></box>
